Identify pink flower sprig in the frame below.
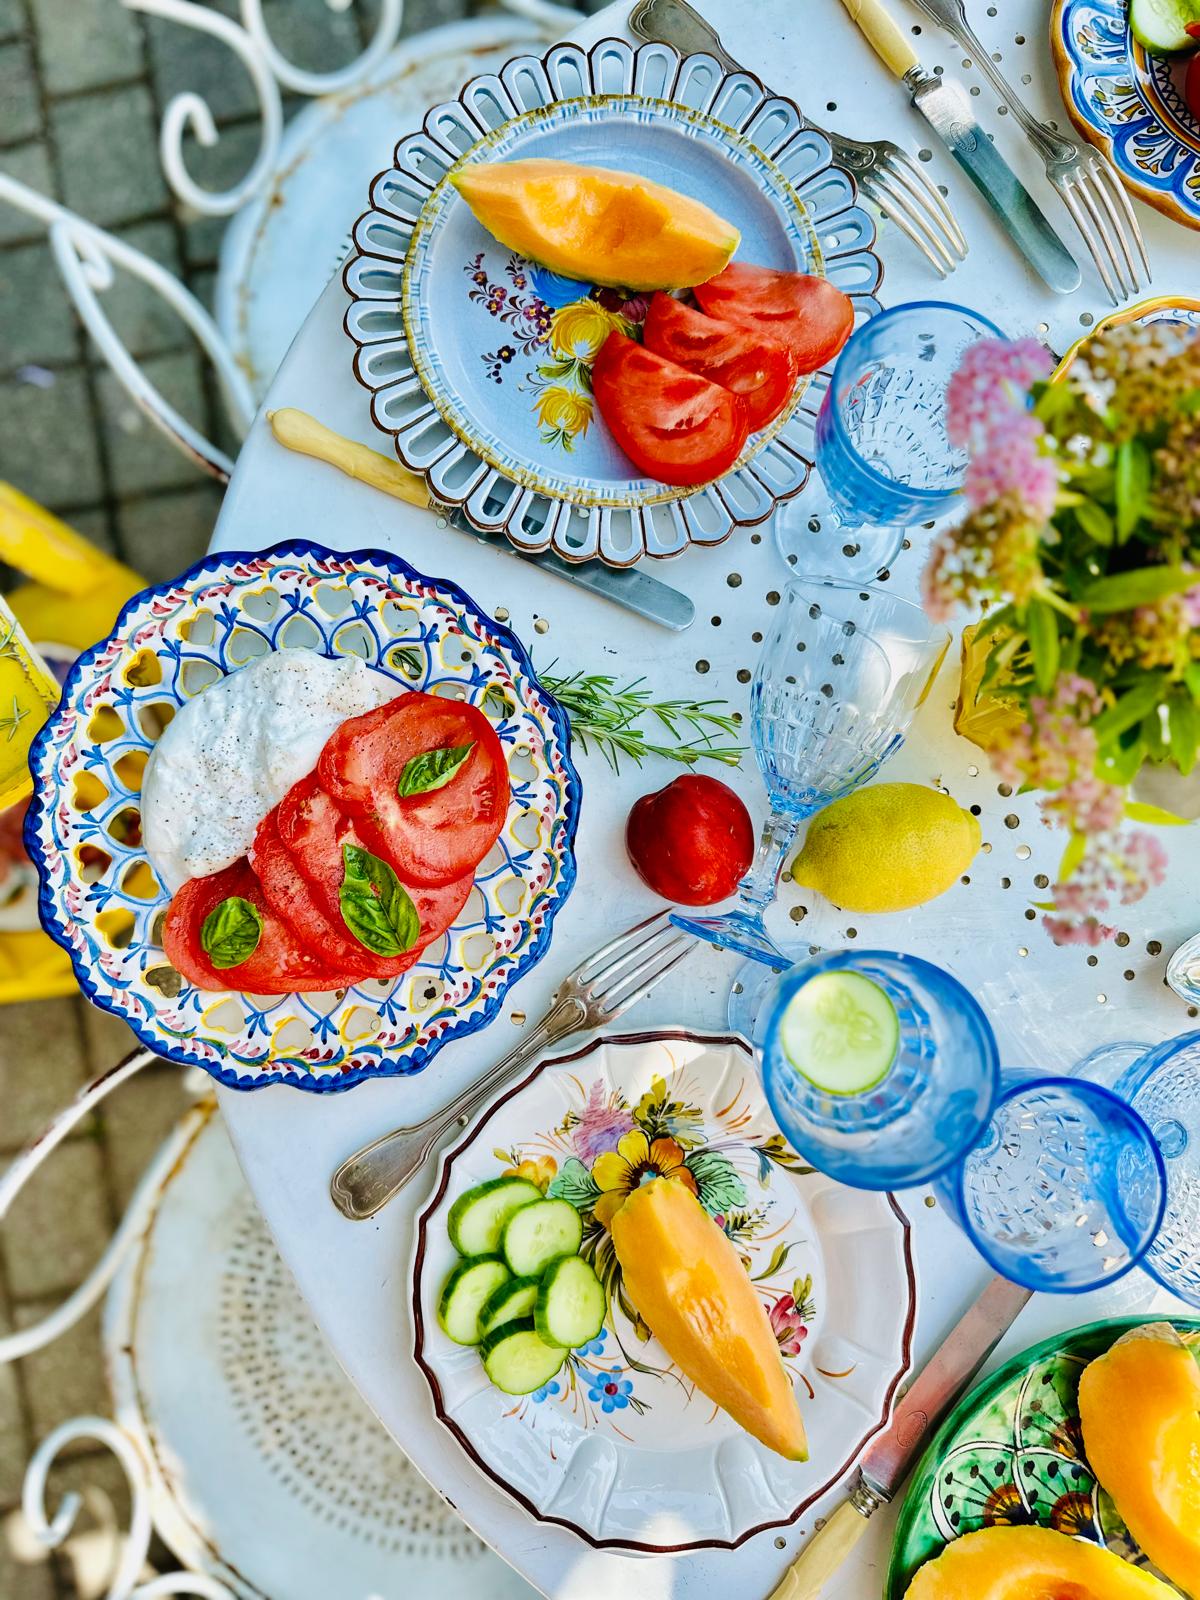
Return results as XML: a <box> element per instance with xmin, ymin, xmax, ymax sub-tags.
<box><xmin>1044</xmin><ymin>830</ymin><xmax>1168</xmax><ymax>947</ymax></box>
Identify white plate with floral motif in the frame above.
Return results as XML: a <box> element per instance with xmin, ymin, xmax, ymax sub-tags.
<box><xmin>342</xmin><ymin>36</ymin><xmax>882</xmax><ymax>567</ymax></box>
<box><xmin>412</xmin><ymin>1028</ymin><xmax>916</xmax><ymax>1552</ymax></box>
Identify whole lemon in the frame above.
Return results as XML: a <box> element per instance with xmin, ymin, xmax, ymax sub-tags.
<box><xmin>790</xmin><ymin>783</ymin><xmax>981</xmax><ymax>914</ymax></box>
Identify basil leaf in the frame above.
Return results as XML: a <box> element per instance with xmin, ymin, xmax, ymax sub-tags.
<box><xmin>339</xmin><ymin>843</ymin><xmax>420</xmax><ymax>957</ymax></box>
<box><xmin>1078</xmin><ymin>566</ymin><xmax>1198</xmax><ymax>613</ymax></box>
<box><xmin>397</xmin><ymin>741</ymin><xmax>475</xmax><ymax>799</ymax></box>
<box><xmin>199</xmin><ymin>896</ymin><xmax>262</xmax><ymax>970</ymax></box>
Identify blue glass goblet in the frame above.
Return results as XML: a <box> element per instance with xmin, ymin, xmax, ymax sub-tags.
<box><xmin>1077</xmin><ymin>1029</ymin><xmax>1200</xmax><ymax>1309</ymax></box>
<box><xmin>935</xmin><ymin>1072</ymin><xmax>1167</xmax><ymax>1294</ymax></box>
<box><xmin>774</xmin><ymin>301</ymin><xmax>1005</xmax><ymax>580</ymax></box>
<box><xmin>758</xmin><ymin>950</ymin><xmax>1000</xmax><ymax>1190</ymax></box>
<box><xmin>671</xmin><ymin>577</ymin><xmax>949</xmax><ymax>1036</ymax></box>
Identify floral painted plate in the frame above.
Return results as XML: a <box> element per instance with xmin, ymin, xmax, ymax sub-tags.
<box><xmin>25</xmin><ymin>540</ymin><xmax>580</xmax><ymax>1092</ymax></box>
<box><xmin>1052</xmin><ymin>0</ymin><xmax>1200</xmax><ymax>230</ymax></box>
<box><xmin>412</xmin><ymin>1029</ymin><xmax>916</xmax><ymax>1552</ymax></box>
<box><xmin>886</xmin><ymin>1315</ymin><xmax>1200</xmax><ymax>1597</ymax></box>
<box><xmin>343</xmin><ymin>37</ymin><xmax>882</xmax><ymax>567</ymax></box>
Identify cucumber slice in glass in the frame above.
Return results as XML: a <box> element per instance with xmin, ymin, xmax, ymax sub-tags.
<box><xmin>480</xmin><ymin>1317</ymin><xmax>567</xmax><ymax>1395</ymax></box>
<box><xmin>501</xmin><ymin>1198</ymin><xmax>583</xmax><ymax>1277</ymax></box>
<box><xmin>479</xmin><ymin>1274</ymin><xmax>540</xmax><ymax>1337</ymax></box>
<box><xmin>780</xmin><ymin>970</ymin><xmax>900</xmax><ymax>1095</ymax></box>
<box><xmin>536</xmin><ymin>1255</ymin><xmax>606</xmax><ymax>1349</ymax></box>
<box><xmin>447</xmin><ymin>1175</ymin><xmax>541</xmax><ymax>1257</ymax></box>
<box><xmin>437</xmin><ymin>1255</ymin><xmax>511</xmax><ymax>1345</ymax></box>
<box><xmin>1131</xmin><ymin>0</ymin><xmax>1200</xmax><ymax>53</ymax></box>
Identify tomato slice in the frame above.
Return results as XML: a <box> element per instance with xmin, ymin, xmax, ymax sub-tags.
<box><xmin>163</xmin><ymin>859</ymin><xmax>366</xmax><ymax>994</ymax></box>
<box><xmin>250</xmin><ymin>809</ymin><xmax>422</xmax><ymax>982</ymax></box>
<box><xmin>642</xmin><ymin>292</ymin><xmax>799</xmax><ymax>431</ymax></box>
<box><xmin>693</xmin><ymin>264</ymin><xmax>855</xmax><ymax>374</ymax></box>
<box><xmin>318</xmin><ymin>691</ymin><xmax>507</xmax><ymax>886</ymax></box>
<box><xmin>277</xmin><ymin>775</ymin><xmax>472</xmax><ymax>956</ymax></box>
<box><xmin>591</xmin><ymin>332</ymin><xmax>750</xmax><ymax>487</ymax></box>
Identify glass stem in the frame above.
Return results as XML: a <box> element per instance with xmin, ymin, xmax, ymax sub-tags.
<box><xmin>737</xmin><ymin>809</ymin><xmax>803</xmax><ymax>916</ymax></box>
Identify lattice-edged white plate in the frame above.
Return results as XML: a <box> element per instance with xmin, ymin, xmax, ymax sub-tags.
<box><xmin>343</xmin><ymin>36</ymin><xmax>883</xmax><ymax>567</ymax></box>
<box><xmin>25</xmin><ymin>541</ymin><xmax>580</xmax><ymax>1092</ymax></box>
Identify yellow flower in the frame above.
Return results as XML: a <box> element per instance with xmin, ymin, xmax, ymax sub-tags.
<box><xmin>549</xmin><ymin>299</ymin><xmax>620</xmax><ymax>359</ymax></box>
<box><xmin>502</xmin><ymin>1155</ymin><xmax>558</xmax><ymax>1194</ymax></box>
<box><xmin>533</xmin><ymin>383</ymin><xmax>593</xmax><ymax>437</ymax></box>
<box><xmin>590</xmin><ymin>1128</ymin><xmax>697</xmax><ymax>1229</ymax></box>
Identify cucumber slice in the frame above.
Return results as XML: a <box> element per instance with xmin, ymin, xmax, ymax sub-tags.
<box><xmin>479</xmin><ymin>1274</ymin><xmax>540</xmax><ymax>1337</ymax></box>
<box><xmin>437</xmin><ymin>1255</ymin><xmax>510</xmax><ymax>1345</ymax></box>
<box><xmin>447</xmin><ymin>1176</ymin><xmax>541</xmax><ymax>1257</ymax></box>
<box><xmin>1130</xmin><ymin>0</ymin><xmax>1200</xmax><ymax>53</ymax></box>
<box><xmin>501</xmin><ymin>1198</ymin><xmax>583</xmax><ymax>1277</ymax></box>
<box><xmin>480</xmin><ymin>1317</ymin><xmax>567</xmax><ymax>1396</ymax></box>
<box><xmin>780</xmin><ymin>970</ymin><xmax>899</xmax><ymax>1096</ymax></box>
<box><xmin>535</xmin><ymin>1255</ymin><xmax>605</xmax><ymax>1349</ymax></box>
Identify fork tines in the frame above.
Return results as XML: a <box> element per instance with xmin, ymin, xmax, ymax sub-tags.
<box><xmin>1057</xmin><ymin>151</ymin><xmax>1151</xmax><ymax>305</ymax></box>
<box><xmin>863</xmin><ymin>147</ymin><xmax>969</xmax><ymax>279</ymax></box>
<box><xmin>573</xmin><ymin>909</ymin><xmax>698</xmax><ymax>1023</ymax></box>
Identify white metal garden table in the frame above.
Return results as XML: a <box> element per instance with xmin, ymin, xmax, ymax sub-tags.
<box><xmin>207</xmin><ymin>1</ymin><xmax>1200</xmax><ymax>1594</ymax></box>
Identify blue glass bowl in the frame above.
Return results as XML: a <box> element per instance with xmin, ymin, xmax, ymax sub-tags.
<box><xmin>936</xmin><ymin>1072</ymin><xmax>1168</xmax><ymax>1294</ymax></box>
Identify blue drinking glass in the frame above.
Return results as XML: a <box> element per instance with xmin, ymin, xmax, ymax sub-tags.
<box><xmin>1076</xmin><ymin>1030</ymin><xmax>1200</xmax><ymax>1309</ymax></box>
<box><xmin>671</xmin><ymin>577</ymin><xmax>950</xmax><ymax>1036</ymax></box>
<box><xmin>758</xmin><ymin>950</ymin><xmax>999</xmax><ymax>1190</ymax></box>
<box><xmin>935</xmin><ymin>1072</ymin><xmax>1168</xmax><ymax>1294</ymax></box>
<box><xmin>774</xmin><ymin>301</ymin><xmax>1005</xmax><ymax>580</ymax></box>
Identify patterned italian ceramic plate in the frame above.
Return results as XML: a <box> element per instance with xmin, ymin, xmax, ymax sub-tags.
<box><xmin>886</xmin><ymin>1315</ymin><xmax>1200</xmax><ymax>1597</ymax></box>
<box><xmin>342</xmin><ymin>36</ymin><xmax>883</xmax><ymax>568</ymax></box>
<box><xmin>412</xmin><ymin>1029</ymin><xmax>917</xmax><ymax>1552</ymax></box>
<box><xmin>1054</xmin><ymin>292</ymin><xmax>1200</xmax><ymax>376</ymax></box>
<box><xmin>25</xmin><ymin>540</ymin><xmax>580</xmax><ymax>1092</ymax></box>
<box><xmin>1052</xmin><ymin>0</ymin><xmax>1200</xmax><ymax>230</ymax></box>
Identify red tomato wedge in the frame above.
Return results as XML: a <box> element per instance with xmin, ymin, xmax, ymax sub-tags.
<box><xmin>318</xmin><ymin>692</ymin><xmax>507</xmax><ymax>886</ymax></box>
<box><xmin>250</xmin><ymin>809</ymin><xmax>423</xmax><ymax>982</ymax></box>
<box><xmin>693</xmin><ymin>264</ymin><xmax>855</xmax><ymax>374</ymax></box>
<box><xmin>278</xmin><ymin>776</ymin><xmax>472</xmax><ymax>954</ymax></box>
<box><xmin>163</xmin><ymin>859</ymin><xmax>365</xmax><ymax>994</ymax></box>
<box><xmin>591</xmin><ymin>332</ymin><xmax>750</xmax><ymax>487</ymax></box>
<box><xmin>642</xmin><ymin>292</ymin><xmax>799</xmax><ymax>431</ymax></box>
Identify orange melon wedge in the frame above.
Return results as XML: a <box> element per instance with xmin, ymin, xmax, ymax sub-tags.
<box><xmin>450</xmin><ymin>159</ymin><xmax>740</xmax><ymax>292</ymax></box>
<box><xmin>609</xmin><ymin>1176</ymin><xmax>808</xmax><ymax>1459</ymax></box>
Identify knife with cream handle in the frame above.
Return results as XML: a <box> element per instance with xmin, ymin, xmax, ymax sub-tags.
<box><xmin>767</xmin><ymin>1274</ymin><xmax>1032</xmax><ymax>1599</ymax></box>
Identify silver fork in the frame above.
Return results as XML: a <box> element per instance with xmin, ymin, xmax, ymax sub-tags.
<box><xmin>629</xmin><ymin>0</ymin><xmax>967</xmax><ymax>278</ymax></box>
<box><xmin>907</xmin><ymin>0</ymin><xmax>1150</xmax><ymax>303</ymax></box>
<box><xmin>329</xmin><ymin>911</ymin><xmax>698</xmax><ymax>1220</ymax></box>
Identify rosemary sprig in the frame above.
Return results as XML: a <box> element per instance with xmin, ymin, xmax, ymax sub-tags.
<box><xmin>540</xmin><ymin>667</ymin><xmax>745</xmax><ymax>772</ymax></box>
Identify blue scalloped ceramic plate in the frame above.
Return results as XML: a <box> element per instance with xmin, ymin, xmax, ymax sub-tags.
<box><xmin>1053</xmin><ymin>0</ymin><xmax>1200</xmax><ymax>231</ymax></box>
<box><xmin>25</xmin><ymin>541</ymin><xmax>581</xmax><ymax>1092</ymax></box>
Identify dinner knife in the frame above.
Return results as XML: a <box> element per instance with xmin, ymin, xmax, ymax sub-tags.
<box><xmin>266</xmin><ymin>409</ymin><xmax>695</xmax><ymax>631</ymax></box>
<box><xmin>767</xmin><ymin>1274</ymin><xmax>1032</xmax><ymax>1600</ymax></box>
<box><xmin>838</xmin><ymin>0</ymin><xmax>1081</xmax><ymax>293</ymax></box>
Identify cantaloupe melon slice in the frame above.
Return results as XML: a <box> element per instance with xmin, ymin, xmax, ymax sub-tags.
<box><xmin>609</xmin><ymin>1175</ymin><xmax>808</xmax><ymax>1460</ymax></box>
<box><xmin>450</xmin><ymin>159</ymin><xmax>740</xmax><ymax>292</ymax></box>
<box><xmin>904</xmin><ymin>1526</ymin><xmax>1180</xmax><ymax>1599</ymax></box>
<box><xmin>1078</xmin><ymin>1323</ymin><xmax>1200</xmax><ymax>1599</ymax></box>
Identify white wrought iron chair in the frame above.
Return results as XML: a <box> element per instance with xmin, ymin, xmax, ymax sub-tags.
<box><xmin>1</xmin><ymin>1050</ymin><xmax>536</xmax><ymax>1598</ymax></box>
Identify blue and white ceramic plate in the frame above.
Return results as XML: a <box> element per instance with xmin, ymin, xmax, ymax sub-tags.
<box><xmin>1053</xmin><ymin>0</ymin><xmax>1200</xmax><ymax>231</ymax></box>
<box><xmin>343</xmin><ymin>37</ymin><xmax>883</xmax><ymax>567</ymax></box>
<box><xmin>25</xmin><ymin>542</ymin><xmax>581</xmax><ymax>1092</ymax></box>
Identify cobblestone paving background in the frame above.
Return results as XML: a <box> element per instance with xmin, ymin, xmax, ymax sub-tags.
<box><xmin>0</xmin><ymin>2</ymin><xmax>592</xmax><ymax>1591</ymax></box>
